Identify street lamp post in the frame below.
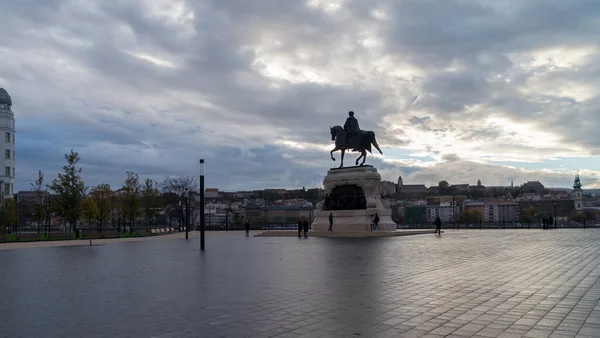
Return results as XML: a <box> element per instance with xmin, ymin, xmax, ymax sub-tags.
<box><xmin>200</xmin><ymin>159</ymin><xmax>205</xmax><ymax>251</ymax></box>
<box><xmin>452</xmin><ymin>195</ymin><xmax>456</xmax><ymax>229</ymax></box>
<box><xmin>553</xmin><ymin>202</ymin><xmax>557</xmax><ymax>230</ymax></box>
<box><xmin>225</xmin><ymin>206</ymin><xmax>229</xmax><ymax>232</ymax></box>
<box><xmin>457</xmin><ymin>202</ymin><xmax>460</xmax><ymax>230</ymax></box>
<box><xmin>185</xmin><ymin>188</ymin><xmax>189</xmax><ymax>240</ymax></box>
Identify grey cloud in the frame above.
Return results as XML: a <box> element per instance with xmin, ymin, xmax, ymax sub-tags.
<box><xmin>2</xmin><ymin>0</ymin><xmax>600</xmax><ymax>191</ymax></box>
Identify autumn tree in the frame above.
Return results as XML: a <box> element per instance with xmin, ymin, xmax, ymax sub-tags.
<box><xmin>90</xmin><ymin>184</ymin><xmax>113</xmax><ymax>232</ymax></box>
<box><xmin>522</xmin><ymin>206</ymin><xmax>539</xmax><ymax>224</ymax></box>
<box><xmin>1</xmin><ymin>198</ymin><xmax>17</xmax><ymax>235</ymax></box>
<box><xmin>569</xmin><ymin>211</ymin><xmax>585</xmax><ymax>222</ymax></box>
<box><xmin>459</xmin><ymin>210</ymin><xmax>482</xmax><ymax>223</ymax></box>
<box><xmin>81</xmin><ymin>196</ymin><xmax>98</xmax><ymax>231</ymax></box>
<box><xmin>122</xmin><ymin>171</ymin><xmax>141</xmax><ymax>234</ymax></box>
<box><xmin>48</xmin><ymin>150</ymin><xmax>87</xmax><ymax>237</ymax></box>
<box><xmin>141</xmin><ymin>178</ymin><xmax>161</xmax><ymax>232</ymax></box>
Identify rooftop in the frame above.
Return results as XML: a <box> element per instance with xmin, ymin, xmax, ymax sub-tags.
<box><xmin>0</xmin><ymin>87</ymin><xmax>11</xmax><ymax>105</ymax></box>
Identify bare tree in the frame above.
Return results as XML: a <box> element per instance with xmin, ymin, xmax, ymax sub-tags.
<box><xmin>31</xmin><ymin>170</ymin><xmax>48</xmax><ymax>237</ymax></box>
<box><xmin>160</xmin><ymin>175</ymin><xmax>198</xmax><ymax>194</ymax></box>
<box><xmin>161</xmin><ymin>175</ymin><xmax>198</xmax><ymax>230</ymax></box>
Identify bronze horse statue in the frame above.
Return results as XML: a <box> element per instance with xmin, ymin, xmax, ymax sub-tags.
<box><xmin>330</xmin><ymin>126</ymin><xmax>383</xmax><ymax>168</ymax></box>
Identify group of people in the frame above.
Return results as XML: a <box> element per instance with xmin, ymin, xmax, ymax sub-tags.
<box><xmin>298</xmin><ymin>219</ymin><xmax>310</xmax><ymax>238</ymax></box>
<box><xmin>370</xmin><ymin>213</ymin><xmax>380</xmax><ymax>231</ymax></box>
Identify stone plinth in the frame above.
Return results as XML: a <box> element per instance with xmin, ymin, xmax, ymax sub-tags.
<box><xmin>312</xmin><ymin>166</ymin><xmax>396</xmax><ymax>232</ymax></box>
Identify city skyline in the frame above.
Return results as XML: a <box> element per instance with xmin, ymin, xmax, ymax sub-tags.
<box><xmin>1</xmin><ymin>1</ymin><xmax>600</xmax><ymax>192</ymax></box>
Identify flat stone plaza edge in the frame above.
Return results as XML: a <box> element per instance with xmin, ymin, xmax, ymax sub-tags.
<box><xmin>1</xmin><ymin>230</ymin><xmax>600</xmax><ymax>338</ymax></box>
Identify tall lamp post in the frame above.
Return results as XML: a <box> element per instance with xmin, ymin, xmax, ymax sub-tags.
<box><xmin>452</xmin><ymin>195</ymin><xmax>456</xmax><ymax>229</ymax></box>
<box><xmin>456</xmin><ymin>202</ymin><xmax>460</xmax><ymax>230</ymax></box>
<box><xmin>200</xmin><ymin>159</ymin><xmax>205</xmax><ymax>251</ymax></box>
<box><xmin>185</xmin><ymin>188</ymin><xmax>189</xmax><ymax>240</ymax></box>
<box><xmin>553</xmin><ymin>201</ymin><xmax>557</xmax><ymax>230</ymax></box>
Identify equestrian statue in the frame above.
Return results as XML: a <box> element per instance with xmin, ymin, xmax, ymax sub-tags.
<box><xmin>330</xmin><ymin>111</ymin><xmax>383</xmax><ymax>168</ymax></box>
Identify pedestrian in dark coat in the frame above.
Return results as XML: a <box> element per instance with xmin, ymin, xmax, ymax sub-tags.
<box><xmin>303</xmin><ymin>219</ymin><xmax>309</xmax><ymax>238</ymax></box>
<box><xmin>298</xmin><ymin>219</ymin><xmax>303</xmax><ymax>238</ymax></box>
<box><xmin>434</xmin><ymin>216</ymin><xmax>442</xmax><ymax>235</ymax></box>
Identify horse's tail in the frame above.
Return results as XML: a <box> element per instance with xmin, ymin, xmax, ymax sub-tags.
<box><xmin>370</xmin><ymin>132</ymin><xmax>383</xmax><ymax>155</ymax></box>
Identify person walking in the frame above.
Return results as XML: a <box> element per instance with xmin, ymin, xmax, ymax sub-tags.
<box><xmin>542</xmin><ymin>216</ymin><xmax>547</xmax><ymax>230</ymax></box>
<box><xmin>303</xmin><ymin>219</ymin><xmax>309</xmax><ymax>238</ymax></box>
<box><xmin>328</xmin><ymin>212</ymin><xmax>334</xmax><ymax>231</ymax></box>
<box><xmin>434</xmin><ymin>216</ymin><xmax>442</xmax><ymax>235</ymax></box>
<box><xmin>374</xmin><ymin>213</ymin><xmax>380</xmax><ymax>230</ymax></box>
<box><xmin>298</xmin><ymin>219</ymin><xmax>303</xmax><ymax>238</ymax></box>
<box><xmin>370</xmin><ymin>214</ymin><xmax>375</xmax><ymax>231</ymax></box>
<box><xmin>245</xmin><ymin>221</ymin><xmax>250</xmax><ymax>237</ymax></box>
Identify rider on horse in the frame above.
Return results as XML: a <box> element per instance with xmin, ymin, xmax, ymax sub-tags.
<box><xmin>343</xmin><ymin>111</ymin><xmax>360</xmax><ymax>150</ymax></box>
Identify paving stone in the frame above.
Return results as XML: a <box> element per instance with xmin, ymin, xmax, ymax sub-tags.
<box><xmin>2</xmin><ymin>230</ymin><xmax>600</xmax><ymax>337</ymax></box>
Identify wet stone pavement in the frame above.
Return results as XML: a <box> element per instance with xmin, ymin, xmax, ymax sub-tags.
<box><xmin>1</xmin><ymin>230</ymin><xmax>600</xmax><ymax>338</ymax></box>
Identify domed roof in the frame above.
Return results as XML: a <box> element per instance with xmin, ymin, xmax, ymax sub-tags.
<box><xmin>0</xmin><ymin>88</ymin><xmax>12</xmax><ymax>105</ymax></box>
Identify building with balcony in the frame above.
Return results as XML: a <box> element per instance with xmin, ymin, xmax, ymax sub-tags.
<box><xmin>0</xmin><ymin>87</ymin><xmax>15</xmax><ymax>196</ymax></box>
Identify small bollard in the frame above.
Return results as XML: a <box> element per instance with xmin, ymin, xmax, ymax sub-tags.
<box><xmin>89</xmin><ymin>239</ymin><xmax>92</xmax><ymax>246</ymax></box>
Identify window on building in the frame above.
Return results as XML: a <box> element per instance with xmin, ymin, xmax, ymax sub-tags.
<box><xmin>4</xmin><ymin>184</ymin><xmax>9</xmax><ymax>195</ymax></box>
<box><xmin>12</xmin><ymin>151</ymin><xmax>14</xmax><ymax>160</ymax></box>
<box><xmin>12</xmin><ymin>167</ymin><xmax>14</xmax><ymax>177</ymax></box>
<box><xmin>4</xmin><ymin>150</ymin><xmax>9</xmax><ymax>159</ymax></box>
<box><xmin>5</xmin><ymin>132</ymin><xmax>10</xmax><ymax>143</ymax></box>
<box><xmin>5</xmin><ymin>166</ymin><xmax>10</xmax><ymax>177</ymax></box>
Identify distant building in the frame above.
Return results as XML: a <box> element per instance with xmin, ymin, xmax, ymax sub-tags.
<box><xmin>484</xmin><ymin>200</ymin><xmax>518</xmax><ymax>223</ymax></box>
<box><xmin>16</xmin><ymin>190</ymin><xmax>50</xmax><ymax>203</ymax></box>
<box><xmin>205</xmin><ymin>188</ymin><xmax>219</xmax><ymax>198</ymax></box>
<box><xmin>0</xmin><ymin>87</ymin><xmax>15</xmax><ymax>195</ymax></box>
<box><xmin>522</xmin><ymin>181</ymin><xmax>545</xmax><ymax>194</ymax></box>
<box><xmin>265</xmin><ymin>189</ymin><xmax>288</xmax><ymax>195</ymax></box>
<box><xmin>451</xmin><ymin>184</ymin><xmax>470</xmax><ymax>191</ymax></box>
<box><xmin>464</xmin><ymin>201</ymin><xmax>485</xmax><ymax>219</ymax></box>
<box><xmin>427</xmin><ymin>202</ymin><xmax>458</xmax><ymax>223</ymax></box>
<box><xmin>381</xmin><ymin>181</ymin><xmax>396</xmax><ymax>198</ymax></box>
<box><xmin>396</xmin><ymin>175</ymin><xmax>427</xmax><ymax>195</ymax></box>
<box><xmin>427</xmin><ymin>195</ymin><xmax>467</xmax><ymax>205</ymax></box>
<box><xmin>400</xmin><ymin>185</ymin><xmax>428</xmax><ymax>194</ymax></box>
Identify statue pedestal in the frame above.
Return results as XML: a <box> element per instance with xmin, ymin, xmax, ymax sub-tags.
<box><xmin>312</xmin><ymin>166</ymin><xmax>396</xmax><ymax>232</ymax></box>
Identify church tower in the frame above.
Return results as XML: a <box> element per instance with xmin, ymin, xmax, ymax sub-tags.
<box><xmin>573</xmin><ymin>172</ymin><xmax>583</xmax><ymax>211</ymax></box>
<box><xmin>0</xmin><ymin>87</ymin><xmax>15</xmax><ymax>196</ymax></box>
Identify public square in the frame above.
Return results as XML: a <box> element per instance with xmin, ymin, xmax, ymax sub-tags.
<box><xmin>1</xmin><ymin>230</ymin><xmax>600</xmax><ymax>338</ymax></box>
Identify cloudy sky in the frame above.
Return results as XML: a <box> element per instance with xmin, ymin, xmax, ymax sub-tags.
<box><xmin>1</xmin><ymin>0</ymin><xmax>600</xmax><ymax>192</ymax></box>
